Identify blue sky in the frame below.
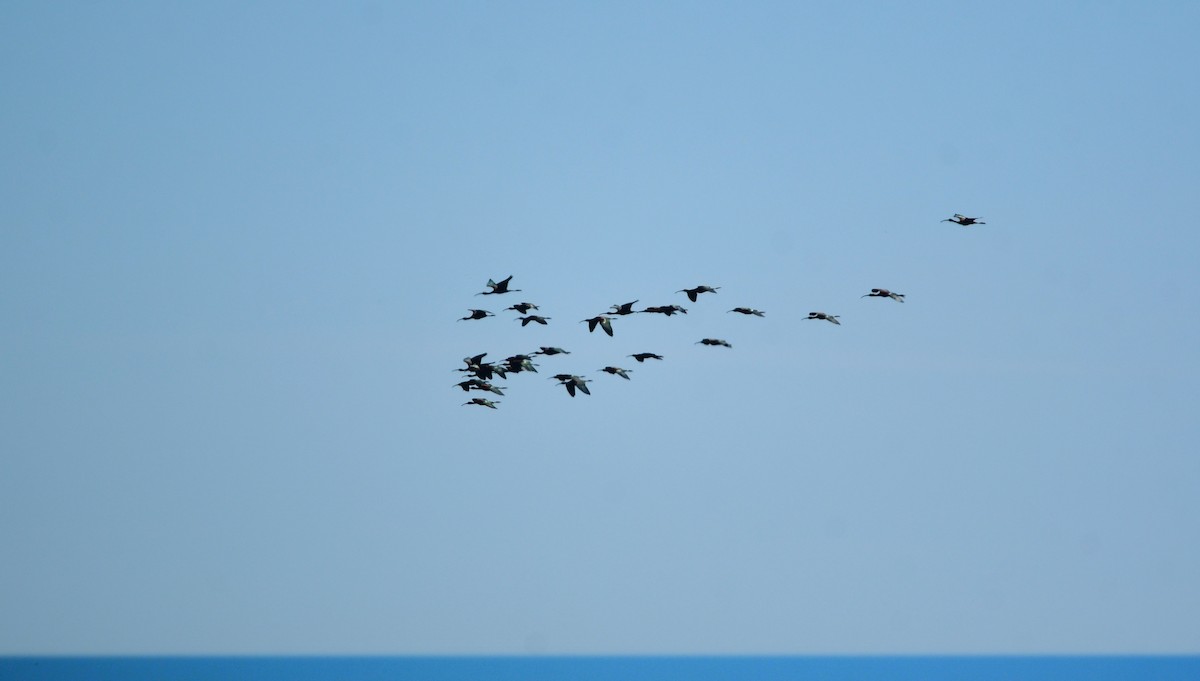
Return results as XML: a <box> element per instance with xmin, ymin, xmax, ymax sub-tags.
<box><xmin>2</xmin><ymin>0</ymin><xmax>1199</xmax><ymax>654</ymax></box>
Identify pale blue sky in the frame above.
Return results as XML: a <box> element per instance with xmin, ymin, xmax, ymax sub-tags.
<box><xmin>2</xmin><ymin>0</ymin><xmax>1199</xmax><ymax>654</ymax></box>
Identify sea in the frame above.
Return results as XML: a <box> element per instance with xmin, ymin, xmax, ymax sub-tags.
<box><xmin>1</xmin><ymin>656</ymin><xmax>1198</xmax><ymax>681</ymax></box>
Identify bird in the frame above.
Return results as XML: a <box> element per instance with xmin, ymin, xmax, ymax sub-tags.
<box><xmin>458</xmin><ymin>309</ymin><xmax>494</xmax><ymax>321</ymax></box>
<box><xmin>805</xmin><ymin>312</ymin><xmax>841</xmax><ymax>325</ymax></box>
<box><xmin>581</xmin><ymin>315</ymin><xmax>614</xmax><ymax>336</ymax></box>
<box><xmin>599</xmin><ymin>366</ymin><xmax>632</xmax><ymax>380</ymax></box>
<box><xmin>862</xmin><ymin>288</ymin><xmax>905</xmax><ymax>302</ymax></box>
<box><xmin>678</xmin><ymin>285</ymin><xmax>720</xmax><ymax>302</ymax></box>
<box><xmin>454</xmin><ymin>379</ymin><xmax>504</xmax><ymax>395</ymax></box>
<box><xmin>550</xmin><ymin>374</ymin><xmax>591</xmax><ymax>397</ymax></box>
<box><xmin>478</xmin><ymin>275</ymin><xmax>520</xmax><ymax>295</ymax></box>
<box><xmin>642</xmin><ymin>305</ymin><xmax>687</xmax><ymax>316</ymax></box>
<box><xmin>696</xmin><ymin>338</ymin><xmax>732</xmax><ymax>348</ymax></box>
<box><xmin>502</xmin><ymin>354</ymin><xmax>538</xmax><ymax>373</ymax></box>
<box><xmin>629</xmin><ymin>352</ymin><xmax>663</xmax><ymax>362</ymax></box>
<box><xmin>942</xmin><ymin>214</ymin><xmax>986</xmax><ymax>226</ymax></box>
<box><xmin>516</xmin><ymin>315</ymin><xmax>551</xmax><ymax>326</ymax></box>
<box><xmin>535</xmin><ymin>346</ymin><xmax>570</xmax><ymax>356</ymax></box>
<box><xmin>729</xmin><ymin>307</ymin><xmax>765</xmax><ymax>317</ymax></box>
<box><xmin>609</xmin><ymin>300</ymin><xmax>639</xmax><ymax>315</ymax></box>
<box><xmin>505</xmin><ymin>302</ymin><xmax>540</xmax><ymax>314</ymax></box>
<box><xmin>462</xmin><ymin>397</ymin><xmax>500</xmax><ymax>409</ymax></box>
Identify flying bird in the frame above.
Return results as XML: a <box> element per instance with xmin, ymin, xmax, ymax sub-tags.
<box><xmin>805</xmin><ymin>312</ymin><xmax>841</xmax><ymax>325</ymax></box>
<box><xmin>581</xmin><ymin>315</ymin><xmax>614</xmax><ymax>336</ymax></box>
<box><xmin>454</xmin><ymin>379</ymin><xmax>504</xmax><ymax>395</ymax></box>
<box><xmin>462</xmin><ymin>397</ymin><xmax>500</xmax><ymax>409</ymax></box>
<box><xmin>550</xmin><ymin>374</ymin><xmax>592</xmax><ymax>397</ymax></box>
<box><xmin>729</xmin><ymin>307</ymin><xmax>765</xmax><ymax>317</ymax></box>
<box><xmin>458</xmin><ymin>309</ymin><xmax>494</xmax><ymax>321</ymax></box>
<box><xmin>599</xmin><ymin>366</ymin><xmax>632</xmax><ymax>380</ymax></box>
<box><xmin>478</xmin><ymin>275</ymin><xmax>520</xmax><ymax>295</ymax></box>
<box><xmin>942</xmin><ymin>214</ymin><xmax>986</xmax><ymax>226</ymax></box>
<box><xmin>642</xmin><ymin>305</ymin><xmax>687</xmax><ymax>316</ymax></box>
<box><xmin>862</xmin><ymin>288</ymin><xmax>905</xmax><ymax>302</ymax></box>
<box><xmin>516</xmin><ymin>315</ymin><xmax>551</xmax><ymax>326</ymax></box>
<box><xmin>505</xmin><ymin>302</ymin><xmax>540</xmax><ymax>314</ymax></box>
<box><xmin>678</xmin><ymin>285</ymin><xmax>720</xmax><ymax>302</ymax></box>
<box><xmin>535</xmin><ymin>346</ymin><xmax>570</xmax><ymax>356</ymax></box>
<box><xmin>609</xmin><ymin>300</ymin><xmax>639</xmax><ymax>315</ymax></box>
<box><xmin>696</xmin><ymin>338</ymin><xmax>732</xmax><ymax>348</ymax></box>
<box><xmin>629</xmin><ymin>353</ymin><xmax>663</xmax><ymax>362</ymax></box>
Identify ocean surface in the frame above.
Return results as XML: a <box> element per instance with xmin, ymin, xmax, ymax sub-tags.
<box><xmin>2</xmin><ymin>656</ymin><xmax>1198</xmax><ymax>681</ymax></box>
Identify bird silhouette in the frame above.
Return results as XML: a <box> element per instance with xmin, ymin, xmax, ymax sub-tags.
<box><xmin>697</xmin><ymin>338</ymin><xmax>732</xmax><ymax>348</ymax></box>
<box><xmin>516</xmin><ymin>315</ymin><xmax>551</xmax><ymax>326</ymax></box>
<box><xmin>454</xmin><ymin>379</ymin><xmax>504</xmax><ymax>395</ymax></box>
<box><xmin>462</xmin><ymin>397</ymin><xmax>500</xmax><ymax>409</ymax></box>
<box><xmin>535</xmin><ymin>346</ymin><xmax>570</xmax><ymax>356</ymax></box>
<box><xmin>805</xmin><ymin>312</ymin><xmax>841</xmax><ymax>325</ymax></box>
<box><xmin>505</xmin><ymin>302</ymin><xmax>540</xmax><ymax>314</ymax></box>
<box><xmin>942</xmin><ymin>214</ymin><xmax>985</xmax><ymax>226</ymax></box>
<box><xmin>599</xmin><ymin>366</ymin><xmax>632</xmax><ymax>380</ymax></box>
<box><xmin>458</xmin><ymin>309</ymin><xmax>494</xmax><ymax>321</ymax></box>
<box><xmin>678</xmin><ymin>285</ymin><xmax>720</xmax><ymax>302</ymax></box>
<box><xmin>550</xmin><ymin>374</ymin><xmax>591</xmax><ymax>397</ymax></box>
<box><xmin>478</xmin><ymin>275</ymin><xmax>521</xmax><ymax>295</ymax></box>
<box><xmin>609</xmin><ymin>300</ymin><xmax>639</xmax><ymax>315</ymax></box>
<box><xmin>642</xmin><ymin>304</ymin><xmax>687</xmax><ymax>316</ymax></box>
<box><xmin>581</xmin><ymin>315</ymin><xmax>614</xmax><ymax>336</ymax></box>
<box><xmin>502</xmin><ymin>354</ymin><xmax>538</xmax><ymax>373</ymax></box>
<box><xmin>862</xmin><ymin>288</ymin><xmax>905</xmax><ymax>302</ymax></box>
<box><xmin>629</xmin><ymin>352</ymin><xmax>663</xmax><ymax>362</ymax></box>
<box><xmin>728</xmin><ymin>307</ymin><xmax>765</xmax><ymax>317</ymax></box>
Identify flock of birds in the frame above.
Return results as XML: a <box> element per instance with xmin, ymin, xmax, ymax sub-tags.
<box><xmin>456</xmin><ymin>214</ymin><xmax>986</xmax><ymax>408</ymax></box>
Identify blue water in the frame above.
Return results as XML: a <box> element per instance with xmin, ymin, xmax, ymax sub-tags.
<box><xmin>1</xmin><ymin>656</ymin><xmax>1197</xmax><ymax>681</ymax></box>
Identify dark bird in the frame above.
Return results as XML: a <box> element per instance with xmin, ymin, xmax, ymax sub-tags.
<box><xmin>697</xmin><ymin>338</ymin><xmax>732</xmax><ymax>348</ymax></box>
<box><xmin>629</xmin><ymin>352</ymin><xmax>663</xmax><ymax>362</ymax></box>
<box><xmin>729</xmin><ymin>307</ymin><xmax>765</xmax><ymax>317</ymax></box>
<box><xmin>517</xmin><ymin>315</ymin><xmax>551</xmax><ymax>326</ymax></box>
<box><xmin>599</xmin><ymin>366</ymin><xmax>632</xmax><ymax>380</ymax></box>
<box><xmin>581</xmin><ymin>315</ymin><xmax>614</xmax><ymax>337</ymax></box>
<box><xmin>805</xmin><ymin>312</ymin><xmax>841</xmax><ymax>325</ymax></box>
<box><xmin>862</xmin><ymin>288</ymin><xmax>905</xmax><ymax>302</ymax></box>
<box><xmin>505</xmin><ymin>302</ymin><xmax>540</xmax><ymax>314</ymax></box>
<box><xmin>942</xmin><ymin>214</ymin><xmax>986</xmax><ymax>226</ymax></box>
<box><xmin>535</xmin><ymin>346</ymin><xmax>570</xmax><ymax>356</ymax></box>
<box><xmin>642</xmin><ymin>305</ymin><xmax>687</xmax><ymax>316</ymax></box>
<box><xmin>678</xmin><ymin>285</ymin><xmax>720</xmax><ymax>302</ymax></box>
<box><xmin>462</xmin><ymin>397</ymin><xmax>500</xmax><ymax>409</ymax></box>
<box><xmin>454</xmin><ymin>379</ymin><xmax>504</xmax><ymax>395</ymax></box>
<box><xmin>502</xmin><ymin>354</ymin><xmax>538</xmax><ymax>373</ymax></box>
<box><xmin>478</xmin><ymin>275</ymin><xmax>521</xmax><ymax>295</ymax></box>
<box><xmin>458</xmin><ymin>309</ymin><xmax>494</xmax><ymax>321</ymax></box>
<box><xmin>550</xmin><ymin>374</ymin><xmax>591</xmax><ymax>397</ymax></box>
<box><xmin>609</xmin><ymin>300</ymin><xmax>639</xmax><ymax>315</ymax></box>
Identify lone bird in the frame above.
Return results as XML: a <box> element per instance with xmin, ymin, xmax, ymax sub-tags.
<box><xmin>609</xmin><ymin>300</ymin><xmax>639</xmax><ymax>315</ymax></box>
<box><xmin>729</xmin><ymin>307</ymin><xmax>765</xmax><ymax>317</ymax></box>
<box><xmin>550</xmin><ymin>374</ymin><xmax>591</xmax><ymax>397</ymax></box>
<box><xmin>459</xmin><ymin>309</ymin><xmax>494</xmax><ymax>321</ymax></box>
<box><xmin>581</xmin><ymin>315</ymin><xmax>614</xmax><ymax>337</ymax></box>
<box><xmin>862</xmin><ymin>288</ymin><xmax>905</xmax><ymax>302</ymax></box>
<box><xmin>478</xmin><ymin>275</ymin><xmax>521</xmax><ymax>295</ymax></box>
<box><xmin>697</xmin><ymin>338</ymin><xmax>732</xmax><ymax>348</ymax></box>
<box><xmin>462</xmin><ymin>397</ymin><xmax>500</xmax><ymax>409</ymax></box>
<box><xmin>516</xmin><ymin>315</ymin><xmax>551</xmax><ymax>326</ymax></box>
<box><xmin>805</xmin><ymin>312</ymin><xmax>841</xmax><ymax>325</ymax></box>
<box><xmin>678</xmin><ymin>285</ymin><xmax>720</xmax><ymax>302</ymax></box>
<box><xmin>942</xmin><ymin>214</ymin><xmax>986</xmax><ymax>226</ymax></box>
<box><xmin>629</xmin><ymin>352</ymin><xmax>663</xmax><ymax>362</ymax></box>
<box><xmin>599</xmin><ymin>366</ymin><xmax>632</xmax><ymax>380</ymax></box>
<box><xmin>535</xmin><ymin>346</ymin><xmax>570</xmax><ymax>356</ymax></box>
<box><xmin>642</xmin><ymin>305</ymin><xmax>687</xmax><ymax>316</ymax></box>
<box><xmin>505</xmin><ymin>302</ymin><xmax>540</xmax><ymax>314</ymax></box>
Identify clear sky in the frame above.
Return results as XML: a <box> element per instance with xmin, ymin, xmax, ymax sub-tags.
<box><xmin>2</xmin><ymin>0</ymin><xmax>1198</xmax><ymax>655</ymax></box>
